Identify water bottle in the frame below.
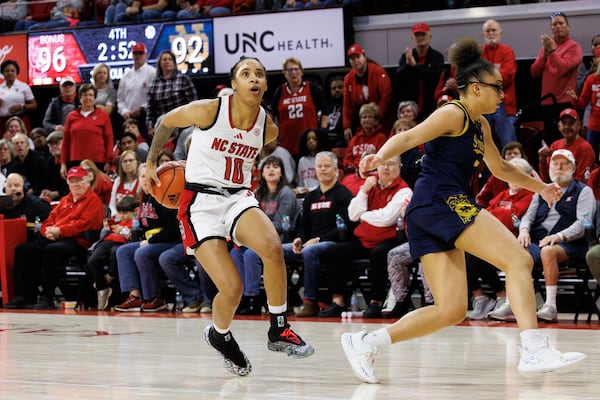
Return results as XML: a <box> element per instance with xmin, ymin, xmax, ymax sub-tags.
<box><xmin>335</xmin><ymin>213</ymin><xmax>348</xmax><ymax>241</ymax></box>
<box><xmin>350</xmin><ymin>291</ymin><xmax>360</xmax><ymax>312</ymax></box>
<box><xmin>174</xmin><ymin>292</ymin><xmax>184</xmax><ymax>313</ymax></box>
<box><xmin>341</xmin><ymin>311</ymin><xmax>364</xmax><ymax>318</ymax></box>
<box><xmin>34</xmin><ymin>216</ymin><xmax>42</xmax><ymax>234</ymax></box>
<box><xmin>396</xmin><ymin>216</ymin><xmax>406</xmax><ymax>242</ymax></box>
<box><xmin>584</xmin><ymin>212</ymin><xmax>596</xmax><ymax>248</ymax></box>
<box><xmin>511</xmin><ymin>213</ymin><xmax>520</xmax><ymax>230</ymax></box>
<box><xmin>281</xmin><ymin>214</ymin><xmax>291</xmax><ymax>242</ymax></box>
<box><xmin>131</xmin><ymin>218</ymin><xmax>141</xmax><ymax>241</ymax></box>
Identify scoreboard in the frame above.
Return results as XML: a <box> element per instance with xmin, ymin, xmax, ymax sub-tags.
<box><xmin>27</xmin><ymin>20</ymin><xmax>214</xmax><ymax>86</ymax></box>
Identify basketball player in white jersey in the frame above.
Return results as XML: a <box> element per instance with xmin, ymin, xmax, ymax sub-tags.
<box><xmin>146</xmin><ymin>57</ymin><xmax>314</xmax><ymax>376</ymax></box>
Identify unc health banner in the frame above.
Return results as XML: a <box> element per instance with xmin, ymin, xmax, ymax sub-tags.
<box><xmin>0</xmin><ymin>33</ymin><xmax>28</xmax><ymax>85</ymax></box>
<box><xmin>213</xmin><ymin>7</ymin><xmax>346</xmax><ymax>74</ymax></box>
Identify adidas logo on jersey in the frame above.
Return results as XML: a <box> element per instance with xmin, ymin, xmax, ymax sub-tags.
<box><xmin>234</xmin><ymin>132</ymin><xmax>243</xmax><ymax>140</ymax></box>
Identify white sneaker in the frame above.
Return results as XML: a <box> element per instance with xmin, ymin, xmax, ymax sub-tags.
<box><xmin>97</xmin><ymin>287</ymin><xmax>112</xmax><ymax>311</ymax></box>
<box><xmin>382</xmin><ymin>288</ymin><xmax>396</xmax><ymax>312</ymax></box>
<box><xmin>536</xmin><ymin>304</ymin><xmax>558</xmax><ymax>322</ymax></box>
<box><xmin>487</xmin><ymin>299</ymin><xmax>515</xmax><ymax>321</ymax></box>
<box><xmin>467</xmin><ymin>296</ymin><xmax>496</xmax><ymax>320</ymax></box>
<box><xmin>518</xmin><ymin>337</ymin><xmax>586</xmax><ymax>376</ymax></box>
<box><xmin>341</xmin><ymin>330</ymin><xmax>380</xmax><ymax>384</ymax></box>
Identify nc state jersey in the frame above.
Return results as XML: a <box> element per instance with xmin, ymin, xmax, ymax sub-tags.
<box><xmin>185</xmin><ymin>95</ymin><xmax>266</xmax><ymax>188</ymax></box>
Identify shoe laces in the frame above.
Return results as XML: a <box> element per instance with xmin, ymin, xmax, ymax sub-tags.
<box><xmin>279</xmin><ymin>328</ymin><xmax>302</xmax><ymax>345</ymax></box>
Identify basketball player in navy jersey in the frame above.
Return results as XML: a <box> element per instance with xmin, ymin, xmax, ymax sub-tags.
<box><xmin>341</xmin><ymin>38</ymin><xmax>586</xmax><ymax>383</ymax></box>
<box><xmin>146</xmin><ymin>57</ymin><xmax>314</xmax><ymax>376</ymax></box>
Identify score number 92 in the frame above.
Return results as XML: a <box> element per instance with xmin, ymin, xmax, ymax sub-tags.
<box><xmin>170</xmin><ymin>25</ymin><xmax>210</xmax><ymax>74</ymax></box>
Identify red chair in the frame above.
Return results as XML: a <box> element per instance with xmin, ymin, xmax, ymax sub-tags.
<box><xmin>0</xmin><ymin>216</ymin><xmax>27</xmax><ymax>304</ymax></box>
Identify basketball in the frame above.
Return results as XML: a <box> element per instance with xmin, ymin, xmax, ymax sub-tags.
<box><xmin>150</xmin><ymin>160</ymin><xmax>186</xmax><ymax>209</ymax></box>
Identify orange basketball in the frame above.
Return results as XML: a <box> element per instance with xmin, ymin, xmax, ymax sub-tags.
<box><xmin>151</xmin><ymin>160</ymin><xmax>186</xmax><ymax>209</ymax></box>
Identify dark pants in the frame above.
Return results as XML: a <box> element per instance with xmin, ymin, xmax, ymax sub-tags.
<box><xmin>325</xmin><ymin>238</ymin><xmax>398</xmax><ymax>302</ymax></box>
<box><xmin>465</xmin><ymin>253</ymin><xmax>504</xmax><ymax>294</ymax></box>
<box><xmin>14</xmin><ymin>237</ymin><xmax>87</xmax><ymax>299</ymax></box>
<box><xmin>541</xmin><ymin>102</ymin><xmax>572</xmax><ymax>145</ymax></box>
<box><xmin>87</xmin><ymin>240</ymin><xmax>122</xmax><ymax>290</ymax></box>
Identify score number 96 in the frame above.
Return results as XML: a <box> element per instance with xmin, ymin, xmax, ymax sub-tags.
<box><xmin>37</xmin><ymin>46</ymin><xmax>66</xmax><ymax>74</ymax></box>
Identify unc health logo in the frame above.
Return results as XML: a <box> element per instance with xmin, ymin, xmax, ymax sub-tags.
<box><xmin>445</xmin><ymin>194</ymin><xmax>478</xmax><ymax>224</ymax></box>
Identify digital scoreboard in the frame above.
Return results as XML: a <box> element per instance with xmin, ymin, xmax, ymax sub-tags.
<box><xmin>27</xmin><ymin>20</ymin><xmax>214</xmax><ymax>86</ymax></box>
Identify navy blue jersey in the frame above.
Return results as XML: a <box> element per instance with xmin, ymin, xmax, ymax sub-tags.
<box><xmin>405</xmin><ymin>100</ymin><xmax>485</xmax><ymax>258</ymax></box>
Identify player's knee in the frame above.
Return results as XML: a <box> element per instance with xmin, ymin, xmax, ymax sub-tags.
<box><xmin>437</xmin><ymin>302</ymin><xmax>467</xmax><ymax>325</ymax></box>
<box><xmin>255</xmin><ymin>238</ymin><xmax>284</xmax><ymax>265</ymax></box>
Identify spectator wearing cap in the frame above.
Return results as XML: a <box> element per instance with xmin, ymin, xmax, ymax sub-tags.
<box><xmin>481</xmin><ymin>19</ymin><xmax>518</xmax><ymax>148</ymax></box>
<box><xmin>60</xmin><ymin>83</ymin><xmax>114</xmax><ymax>177</ymax></box>
<box><xmin>343</xmin><ymin>43</ymin><xmax>394</xmax><ymax>143</ymax></box>
<box><xmin>567</xmin><ymin>47</ymin><xmax>600</xmax><ymax>160</ymax></box>
<box><xmin>516</xmin><ymin>149</ymin><xmax>595</xmax><ymax>322</ymax></box>
<box><xmin>395</xmin><ymin>22</ymin><xmax>444</xmax><ymax>121</ymax></box>
<box><xmin>42</xmin><ymin>76</ymin><xmax>80</xmax><ymax>134</ymax></box>
<box><xmin>117</xmin><ymin>42</ymin><xmax>156</xmax><ymax>140</ymax></box>
<box><xmin>538</xmin><ymin>108</ymin><xmax>595</xmax><ymax>183</ymax></box>
<box><xmin>270</xmin><ymin>56</ymin><xmax>328</xmax><ymax>158</ymax></box>
<box><xmin>4</xmin><ymin>166</ymin><xmax>105</xmax><ymax>310</ymax></box>
<box><xmin>531</xmin><ymin>11</ymin><xmax>583</xmax><ymax>144</ymax></box>
<box><xmin>40</xmin><ymin>130</ymin><xmax>69</xmax><ymax>202</ymax></box>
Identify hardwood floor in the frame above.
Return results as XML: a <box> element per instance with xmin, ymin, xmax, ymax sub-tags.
<box><xmin>0</xmin><ymin>309</ymin><xmax>598</xmax><ymax>399</ymax></box>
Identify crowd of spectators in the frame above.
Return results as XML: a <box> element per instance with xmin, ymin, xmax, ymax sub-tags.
<box><xmin>0</xmin><ymin>1</ymin><xmax>569</xmax><ymax>35</ymax></box>
<box><xmin>0</xmin><ymin>7</ymin><xmax>599</xmax><ymax>321</ymax></box>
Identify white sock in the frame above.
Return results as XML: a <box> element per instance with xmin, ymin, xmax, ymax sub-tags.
<box><xmin>213</xmin><ymin>324</ymin><xmax>230</xmax><ymax>334</ymax></box>
<box><xmin>520</xmin><ymin>329</ymin><xmax>545</xmax><ymax>353</ymax></box>
<box><xmin>545</xmin><ymin>286</ymin><xmax>558</xmax><ymax>307</ymax></box>
<box><xmin>363</xmin><ymin>328</ymin><xmax>392</xmax><ymax>349</ymax></box>
<box><xmin>268</xmin><ymin>303</ymin><xmax>287</xmax><ymax>314</ymax></box>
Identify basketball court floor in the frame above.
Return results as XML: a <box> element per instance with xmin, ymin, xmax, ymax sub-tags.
<box><xmin>0</xmin><ymin>309</ymin><xmax>598</xmax><ymax>399</ymax></box>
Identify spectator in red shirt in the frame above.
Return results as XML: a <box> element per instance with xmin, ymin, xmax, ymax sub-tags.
<box><xmin>538</xmin><ymin>108</ymin><xmax>595</xmax><ymax>183</ymax></box>
<box><xmin>343</xmin><ymin>102</ymin><xmax>387</xmax><ymax>173</ymax></box>
<box><xmin>4</xmin><ymin>166</ymin><xmax>105</xmax><ymax>310</ymax></box>
<box><xmin>60</xmin><ymin>83</ymin><xmax>114</xmax><ymax>178</ymax></box>
<box><xmin>481</xmin><ymin>19</ymin><xmax>518</xmax><ymax>148</ymax></box>
<box><xmin>343</xmin><ymin>43</ymin><xmax>394</xmax><ymax>143</ymax></box>
<box><xmin>530</xmin><ymin>11</ymin><xmax>583</xmax><ymax>144</ymax></box>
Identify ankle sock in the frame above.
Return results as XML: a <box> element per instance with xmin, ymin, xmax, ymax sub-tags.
<box><xmin>269</xmin><ymin>311</ymin><xmax>288</xmax><ymax>333</ymax></box>
<box><xmin>520</xmin><ymin>329</ymin><xmax>545</xmax><ymax>353</ymax></box>
<box><xmin>363</xmin><ymin>328</ymin><xmax>392</xmax><ymax>349</ymax></box>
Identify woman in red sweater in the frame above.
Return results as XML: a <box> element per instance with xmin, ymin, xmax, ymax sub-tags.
<box><xmin>342</xmin><ymin>102</ymin><xmax>388</xmax><ymax>173</ymax></box>
<box><xmin>60</xmin><ymin>83</ymin><xmax>114</xmax><ymax>178</ymax></box>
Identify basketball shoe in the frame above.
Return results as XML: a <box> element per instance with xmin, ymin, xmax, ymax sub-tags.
<box><xmin>204</xmin><ymin>325</ymin><xmax>252</xmax><ymax>376</ymax></box>
<box><xmin>267</xmin><ymin>325</ymin><xmax>314</xmax><ymax>358</ymax></box>
<box><xmin>518</xmin><ymin>337</ymin><xmax>586</xmax><ymax>376</ymax></box>
<box><xmin>341</xmin><ymin>329</ymin><xmax>380</xmax><ymax>384</ymax></box>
